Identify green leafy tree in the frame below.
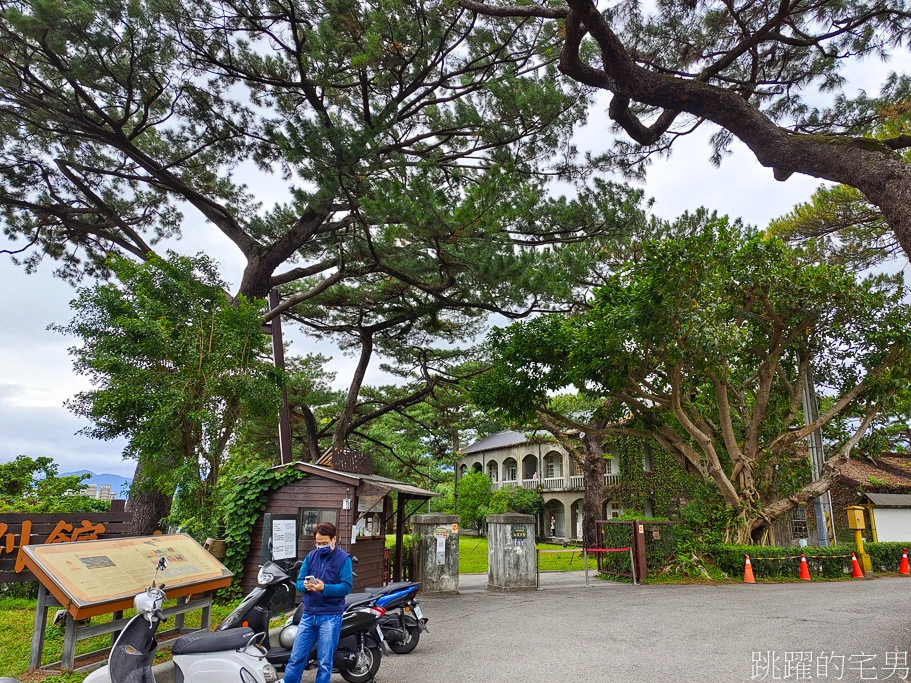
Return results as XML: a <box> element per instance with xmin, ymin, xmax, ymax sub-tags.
<box><xmin>350</xmin><ymin>379</ymin><xmax>508</xmax><ymax>486</ymax></box>
<box><xmin>768</xmin><ymin>184</ymin><xmax>901</xmax><ymax>270</ymax></box>
<box><xmin>0</xmin><ymin>455</ymin><xmax>108</xmax><ymax>513</ymax></box>
<box><xmin>459</xmin><ymin>0</ymin><xmax>911</xmax><ymax>260</ymax></box>
<box><xmin>474</xmin><ymin>215</ymin><xmax>911</xmax><ymax>543</ymax></box>
<box><xmin>455</xmin><ymin>471</ymin><xmax>491</xmax><ymax>532</ymax></box>
<box><xmin>483</xmin><ymin>485</ymin><xmax>543</xmax><ymax>518</ymax></box>
<box><xmin>0</xmin><ymin>0</ymin><xmax>654</xmax><ymax>472</ymax></box>
<box><xmin>53</xmin><ymin>253</ymin><xmax>283</xmax><ymax>537</ymax></box>
<box><xmin>0</xmin><ymin>0</ymin><xmax>607</xmax><ymax>298</ymax></box>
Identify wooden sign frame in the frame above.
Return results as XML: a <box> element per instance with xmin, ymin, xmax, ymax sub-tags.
<box><xmin>21</xmin><ymin>533</ymin><xmax>232</xmax><ymax>619</ymax></box>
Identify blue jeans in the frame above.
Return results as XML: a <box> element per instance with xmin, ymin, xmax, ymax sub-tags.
<box><xmin>282</xmin><ymin>612</ymin><xmax>343</xmax><ymax>683</ymax></box>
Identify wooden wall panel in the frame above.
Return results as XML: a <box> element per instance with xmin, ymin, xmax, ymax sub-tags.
<box><xmin>239</xmin><ymin>474</ymin><xmax>388</xmax><ymax>594</ymax></box>
<box><xmin>0</xmin><ymin>509</ymin><xmax>134</xmax><ymax>583</ymax></box>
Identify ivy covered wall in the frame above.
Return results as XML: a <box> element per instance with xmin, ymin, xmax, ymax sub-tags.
<box><xmin>609</xmin><ymin>436</ymin><xmax>704</xmax><ymax>519</ymax></box>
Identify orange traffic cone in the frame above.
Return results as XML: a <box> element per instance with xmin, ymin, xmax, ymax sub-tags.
<box><xmin>743</xmin><ymin>555</ymin><xmax>756</xmax><ymax>584</ymax></box>
<box><xmin>799</xmin><ymin>553</ymin><xmax>812</xmax><ymax>581</ymax></box>
<box><xmin>851</xmin><ymin>553</ymin><xmax>864</xmax><ymax>578</ymax></box>
<box><xmin>900</xmin><ymin>548</ymin><xmax>910</xmax><ymax>576</ymax></box>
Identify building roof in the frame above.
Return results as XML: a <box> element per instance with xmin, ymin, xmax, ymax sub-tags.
<box><xmin>266</xmin><ymin>461</ymin><xmax>437</xmax><ymax>499</ymax></box>
<box><xmin>865</xmin><ymin>493</ymin><xmax>911</xmax><ymax>507</ymax></box>
<box><xmin>461</xmin><ymin>430</ymin><xmax>547</xmax><ymax>454</ymax></box>
<box><xmin>838</xmin><ymin>453</ymin><xmax>911</xmax><ymax>490</ymax></box>
<box><xmin>359</xmin><ymin>474</ymin><xmax>439</xmax><ymax>499</ymax></box>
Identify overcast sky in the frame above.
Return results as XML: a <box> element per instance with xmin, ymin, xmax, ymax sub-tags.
<box><xmin>0</xmin><ymin>55</ymin><xmax>904</xmax><ymax>478</ymax></box>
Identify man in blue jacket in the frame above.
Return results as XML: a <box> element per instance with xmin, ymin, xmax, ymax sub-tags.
<box><xmin>282</xmin><ymin>521</ymin><xmax>353</xmax><ymax>683</ymax></box>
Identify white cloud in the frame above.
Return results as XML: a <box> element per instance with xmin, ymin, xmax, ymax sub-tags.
<box><xmin>0</xmin><ymin>390</ymin><xmax>132</xmax><ymax>476</ymax></box>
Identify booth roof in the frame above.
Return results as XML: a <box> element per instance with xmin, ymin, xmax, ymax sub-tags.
<box><xmin>865</xmin><ymin>492</ymin><xmax>911</xmax><ymax>508</ymax></box>
<box><xmin>266</xmin><ymin>461</ymin><xmax>437</xmax><ymax>499</ymax></box>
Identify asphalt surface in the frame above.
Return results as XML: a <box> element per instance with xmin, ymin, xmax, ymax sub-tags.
<box><xmin>313</xmin><ymin>572</ymin><xmax>911</xmax><ymax>683</ymax></box>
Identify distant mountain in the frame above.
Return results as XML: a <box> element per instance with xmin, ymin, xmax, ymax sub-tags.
<box><xmin>62</xmin><ymin>470</ymin><xmax>132</xmax><ymax>497</ymax></box>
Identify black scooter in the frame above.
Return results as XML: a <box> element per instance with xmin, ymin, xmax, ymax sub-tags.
<box><xmin>345</xmin><ymin>581</ymin><xmax>428</xmax><ymax>654</ymax></box>
<box><xmin>218</xmin><ymin>561</ymin><xmax>383</xmax><ymax>683</ymax></box>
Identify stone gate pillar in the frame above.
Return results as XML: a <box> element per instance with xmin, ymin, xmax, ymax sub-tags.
<box><xmin>486</xmin><ymin>513</ymin><xmax>536</xmax><ymax>591</ymax></box>
<box><xmin>411</xmin><ymin>514</ymin><xmax>460</xmax><ymax>594</ymax></box>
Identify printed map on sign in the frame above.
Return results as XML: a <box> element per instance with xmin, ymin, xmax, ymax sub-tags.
<box><xmin>22</xmin><ymin>534</ymin><xmax>231</xmax><ymax>608</ymax></box>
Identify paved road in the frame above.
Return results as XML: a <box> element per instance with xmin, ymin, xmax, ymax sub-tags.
<box><xmin>319</xmin><ymin>572</ymin><xmax>911</xmax><ymax>683</ymax></box>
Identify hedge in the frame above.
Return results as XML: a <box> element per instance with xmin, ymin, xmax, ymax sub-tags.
<box><xmin>707</xmin><ymin>543</ymin><xmax>857</xmax><ymax>579</ymax></box>
<box><xmin>864</xmin><ymin>541</ymin><xmax>910</xmax><ymax>573</ymax></box>
<box><xmin>707</xmin><ymin>542</ymin><xmax>911</xmax><ymax>579</ymax></box>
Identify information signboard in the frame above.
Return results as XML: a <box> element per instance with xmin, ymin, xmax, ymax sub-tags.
<box><xmin>272</xmin><ymin>518</ymin><xmax>297</xmax><ymax>561</ymax></box>
<box><xmin>21</xmin><ymin>533</ymin><xmax>232</xmax><ymax>619</ymax></box>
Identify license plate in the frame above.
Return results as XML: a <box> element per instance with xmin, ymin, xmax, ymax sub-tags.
<box><xmin>413</xmin><ymin>605</ymin><xmax>423</xmax><ymax>620</ymax></box>
<box><xmin>375</xmin><ymin>624</ymin><xmax>385</xmax><ymax>641</ymax></box>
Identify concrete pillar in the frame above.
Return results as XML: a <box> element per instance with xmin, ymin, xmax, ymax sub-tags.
<box><xmin>411</xmin><ymin>514</ymin><xmax>460</xmax><ymax>594</ymax></box>
<box><xmin>486</xmin><ymin>513</ymin><xmax>536</xmax><ymax>591</ymax></box>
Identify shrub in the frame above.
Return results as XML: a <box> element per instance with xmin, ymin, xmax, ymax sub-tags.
<box><xmin>706</xmin><ymin>543</ymin><xmax>857</xmax><ymax>579</ymax></box>
<box><xmin>864</xmin><ymin>542</ymin><xmax>909</xmax><ymax>573</ymax></box>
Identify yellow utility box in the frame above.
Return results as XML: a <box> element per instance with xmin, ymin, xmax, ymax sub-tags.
<box><xmin>846</xmin><ymin>505</ymin><xmax>866</xmax><ymax>530</ymax></box>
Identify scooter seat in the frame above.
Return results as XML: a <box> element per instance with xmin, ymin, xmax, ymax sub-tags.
<box><xmin>172</xmin><ymin>627</ymin><xmax>255</xmax><ymax>655</ymax></box>
<box><xmin>344</xmin><ymin>592</ymin><xmax>375</xmax><ymax>608</ymax></box>
<box><xmin>364</xmin><ymin>581</ymin><xmax>416</xmax><ymax>596</ymax></box>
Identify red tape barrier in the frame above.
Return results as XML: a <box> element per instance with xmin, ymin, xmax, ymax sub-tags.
<box><xmin>585</xmin><ymin>547</ymin><xmax>630</xmax><ymax>553</ymax></box>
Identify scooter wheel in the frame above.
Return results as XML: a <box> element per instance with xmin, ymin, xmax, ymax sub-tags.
<box><xmin>339</xmin><ymin>645</ymin><xmax>381</xmax><ymax>683</ymax></box>
<box><xmin>387</xmin><ymin>623</ymin><xmax>421</xmax><ymax>654</ymax></box>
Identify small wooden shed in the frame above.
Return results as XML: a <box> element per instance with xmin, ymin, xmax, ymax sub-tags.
<box><xmin>241</xmin><ymin>459</ymin><xmax>436</xmax><ymax>594</ymax></box>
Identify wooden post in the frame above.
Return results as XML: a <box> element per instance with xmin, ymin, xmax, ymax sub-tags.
<box><xmin>201</xmin><ymin>593</ymin><xmax>212</xmax><ymax>631</ymax></box>
<box><xmin>61</xmin><ymin>612</ymin><xmax>77</xmax><ymax>672</ymax></box>
<box><xmin>394</xmin><ymin>494</ymin><xmax>408</xmax><ymax>581</ymax></box>
<box><xmin>174</xmin><ymin>595</ymin><xmax>186</xmax><ymax>632</ymax></box>
<box><xmin>633</xmin><ymin>520</ymin><xmax>648</xmax><ymax>583</ymax></box>
<box><xmin>109</xmin><ymin>610</ymin><xmax>123</xmax><ymax>647</ymax></box>
<box><xmin>28</xmin><ymin>584</ymin><xmax>50</xmax><ymax>671</ymax></box>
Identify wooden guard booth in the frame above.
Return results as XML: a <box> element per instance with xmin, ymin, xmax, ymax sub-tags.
<box><xmin>241</xmin><ymin>457</ymin><xmax>436</xmax><ymax>595</ymax></box>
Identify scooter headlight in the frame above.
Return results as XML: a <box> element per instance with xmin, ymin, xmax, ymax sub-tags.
<box><xmin>133</xmin><ymin>588</ymin><xmax>161</xmax><ymax>616</ymax></box>
<box><xmin>257</xmin><ymin>567</ymin><xmax>274</xmax><ymax>584</ymax></box>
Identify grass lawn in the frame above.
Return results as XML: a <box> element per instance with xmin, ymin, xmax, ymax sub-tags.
<box><xmin>384</xmin><ymin>534</ymin><xmax>597</xmax><ymax>574</ymax></box>
<box><xmin>0</xmin><ymin>594</ymin><xmax>245</xmax><ymax>682</ymax></box>
<box><xmin>457</xmin><ymin>536</ymin><xmax>597</xmax><ymax>573</ymax></box>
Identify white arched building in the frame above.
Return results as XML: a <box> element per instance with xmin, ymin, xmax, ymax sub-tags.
<box><xmin>457</xmin><ymin>430</ymin><xmax>623</xmax><ymax>540</ymax></box>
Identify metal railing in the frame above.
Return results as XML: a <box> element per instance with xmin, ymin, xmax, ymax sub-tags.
<box><xmin>491</xmin><ymin>472</ymin><xmax>623</xmax><ymax>492</ymax></box>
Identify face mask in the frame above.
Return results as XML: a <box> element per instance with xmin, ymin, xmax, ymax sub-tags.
<box><xmin>318</xmin><ymin>544</ymin><xmax>332</xmax><ymax>555</ymax></box>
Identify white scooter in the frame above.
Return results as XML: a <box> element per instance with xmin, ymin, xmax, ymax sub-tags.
<box><xmin>84</xmin><ymin>557</ymin><xmax>279</xmax><ymax>683</ymax></box>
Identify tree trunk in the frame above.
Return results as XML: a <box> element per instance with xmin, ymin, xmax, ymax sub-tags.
<box><xmin>580</xmin><ymin>433</ymin><xmax>606</xmax><ymax>550</ymax></box>
<box><xmin>126</xmin><ymin>460</ymin><xmax>173</xmax><ymax>535</ymax></box>
<box><xmin>331</xmin><ymin>330</ymin><xmax>374</xmax><ymax>456</ymax></box>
